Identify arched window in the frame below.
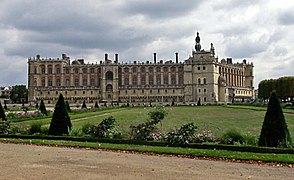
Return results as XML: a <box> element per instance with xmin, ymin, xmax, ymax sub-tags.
<box><xmin>163</xmin><ymin>67</ymin><xmax>168</xmax><ymax>72</ymax></box>
<box><xmin>156</xmin><ymin>67</ymin><xmax>161</xmax><ymax>72</ymax></box>
<box><xmin>48</xmin><ymin>66</ymin><xmax>52</xmax><ymax>74</ymax></box>
<box><xmin>198</xmin><ymin>78</ymin><xmax>201</xmax><ymax>84</ymax></box>
<box><xmin>140</xmin><ymin>67</ymin><xmax>145</xmax><ymax>73</ymax></box>
<box><xmin>42</xmin><ymin>78</ymin><xmax>45</xmax><ymax>87</ymax></box>
<box><xmin>90</xmin><ymin>68</ymin><xmax>95</xmax><ymax>73</ymax></box>
<box><xmin>171</xmin><ymin>74</ymin><xmax>176</xmax><ymax>85</ymax></box>
<box><xmin>203</xmin><ymin>78</ymin><xmax>207</xmax><ymax>85</ymax></box>
<box><xmin>124</xmin><ymin>67</ymin><xmax>129</xmax><ymax>73</ymax></box>
<box><xmin>41</xmin><ymin>66</ymin><xmax>45</xmax><ymax>74</ymax></box>
<box><xmin>82</xmin><ymin>68</ymin><xmax>87</xmax><ymax>73</ymax></box>
<box><xmin>132</xmin><ymin>67</ymin><xmax>137</xmax><ymax>73</ymax></box>
<box><xmin>149</xmin><ymin>75</ymin><xmax>154</xmax><ymax>85</ymax></box>
<box><xmin>132</xmin><ymin>75</ymin><xmax>137</xmax><ymax>85</ymax></box>
<box><xmin>66</xmin><ymin>79</ymin><xmax>70</xmax><ymax>86</ymax></box>
<box><xmin>149</xmin><ymin>67</ymin><xmax>154</xmax><ymax>73</ymax></box>
<box><xmin>90</xmin><ymin>78</ymin><xmax>95</xmax><ymax>86</ymax></box>
<box><xmin>156</xmin><ymin>74</ymin><xmax>161</xmax><ymax>85</ymax></box>
<box><xmin>56</xmin><ymin>79</ymin><xmax>60</xmax><ymax>86</ymax></box>
<box><xmin>74</xmin><ymin>68</ymin><xmax>79</xmax><ymax>74</ymax></box>
<box><xmin>106</xmin><ymin>71</ymin><xmax>113</xmax><ymax>80</ymax></box>
<box><xmin>163</xmin><ymin>74</ymin><xmax>168</xmax><ymax>85</ymax></box>
<box><xmin>34</xmin><ymin>66</ymin><xmax>37</xmax><ymax>74</ymax></box>
<box><xmin>106</xmin><ymin>84</ymin><xmax>113</xmax><ymax>92</ymax></box>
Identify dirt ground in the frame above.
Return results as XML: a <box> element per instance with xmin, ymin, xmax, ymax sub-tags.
<box><xmin>0</xmin><ymin>143</ymin><xmax>293</xmax><ymax>180</ymax></box>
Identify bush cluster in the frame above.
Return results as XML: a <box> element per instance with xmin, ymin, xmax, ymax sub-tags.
<box><xmin>83</xmin><ymin>116</ymin><xmax>121</xmax><ymax>138</ymax></box>
<box><xmin>164</xmin><ymin>123</ymin><xmax>197</xmax><ymax>145</ymax></box>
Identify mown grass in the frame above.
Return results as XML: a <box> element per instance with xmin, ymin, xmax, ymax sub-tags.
<box><xmin>1</xmin><ymin>138</ymin><xmax>293</xmax><ymax>164</ymax></box>
<box><xmin>11</xmin><ymin>105</ymin><xmax>294</xmax><ymax>139</ymax></box>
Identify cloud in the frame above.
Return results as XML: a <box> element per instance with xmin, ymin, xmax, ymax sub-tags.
<box><xmin>277</xmin><ymin>9</ymin><xmax>294</xmax><ymax>25</ymax></box>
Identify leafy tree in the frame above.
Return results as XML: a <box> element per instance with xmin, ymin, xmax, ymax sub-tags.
<box><xmin>65</xmin><ymin>101</ymin><xmax>71</xmax><ymax>112</ymax></box>
<box><xmin>258</xmin><ymin>92</ymin><xmax>292</xmax><ymax>147</ymax></box>
<box><xmin>0</xmin><ymin>102</ymin><xmax>10</xmax><ymax>134</ymax></box>
<box><xmin>48</xmin><ymin>94</ymin><xmax>72</xmax><ymax>135</ymax></box>
<box><xmin>39</xmin><ymin>100</ymin><xmax>48</xmax><ymax>116</ymax></box>
<box><xmin>94</xmin><ymin>101</ymin><xmax>99</xmax><ymax>109</ymax></box>
<box><xmin>0</xmin><ymin>102</ymin><xmax>7</xmax><ymax>121</ymax></box>
<box><xmin>10</xmin><ymin>85</ymin><xmax>28</xmax><ymax>103</ymax></box>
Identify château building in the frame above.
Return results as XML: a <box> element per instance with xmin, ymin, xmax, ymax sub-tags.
<box><xmin>28</xmin><ymin>33</ymin><xmax>254</xmax><ymax>105</ymax></box>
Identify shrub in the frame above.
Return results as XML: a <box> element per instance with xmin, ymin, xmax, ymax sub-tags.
<box><xmin>69</xmin><ymin>128</ymin><xmax>83</xmax><ymax>136</ymax></box>
<box><xmin>83</xmin><ymin>116</ymin><xmax>121</xmax><ymax>138</ymax></box>
<box><xmin>94</xmin><ymin>101</ymin><xmax>99</xmax><ymax>109</ymax></box>
<box><xmin>48</xmin><ymin>94</ymin><xmax>72</xmax><ymax>136</ymax></box>
<box><xmin>243</xmin><ymin>133</ymin><xmax>258</xmax><ymax>146</ymax></box>
<box><xmin>65</xmin><ymin>101</ymin><xmax>71</xmax><ymax>113</ymax></box>
<box><xmin>259</xmin><ymin>92</ymin><xmax>292</xmax><ymax>147</ymax></box>
<box><xmin>221</xmin><ymin>129</ymin><xmax>244</xmax><ymax>145</ymax></box>
<box><xmin>28</xmin><ymin>122</ymin><xmax>43</xmax><ymax>135</ymax></box>
<box><xmin>130</xmin><ymin>106</ymin><xmax>167</xmax><ymax>141</ymax></box>
<box><xmin>39</xmin><ymin>100</ymin><xmax>48</xmax><ymax>116</ymax></box>
<box><xmin>82</xmin><ymin>100</ymin><xmax>87</xmax><ymax>109</ymax></box>
<box><xmin>164</xmin><ymin>122</ymin><xmax>197</xmax><ymax>145</ymax></box>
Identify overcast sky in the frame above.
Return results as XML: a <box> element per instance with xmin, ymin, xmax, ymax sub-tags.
<box><xmin>0</xmin><ymin>0</ymin><xmax>293</xmax><ymax>88</ymax></box>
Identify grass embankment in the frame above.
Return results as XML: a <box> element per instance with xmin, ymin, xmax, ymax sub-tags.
<box><xmin>1</xmin><ymin>138</ymin><xmax>293</xmax><ymax>164</ymax></box>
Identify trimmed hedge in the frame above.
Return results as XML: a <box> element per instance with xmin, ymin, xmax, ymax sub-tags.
<box><xmin>1</xmin><ymin>134</ymin><xmax>294</xmax><ymax>154</ymax></box>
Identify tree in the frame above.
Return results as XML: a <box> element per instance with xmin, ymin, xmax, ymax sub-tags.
<box><xmin>10</xmin><ymin>85</ymin><xmax>28</xmax><ymax>103</ymax></box>
<box><xmin>82</xmin><ymin>100</ymin><xmax>87</xmax><ymax>109</ymax></box>
<box><xmin>94</xmin><ymin>101</ymin><xmax>99</xmax><ymax>109</ymax></box>
<box><xmin>258</xmin><ymin>92</ymin><xmax>292</xmax><ymax>147</ymax></box>
<box><xmin>65</xmin><ymin>101</ymin><xmax>71</xmax><ymax>112</ymax></box>
<box><xmin>48</xmin><ymin>94</ymin><xmax>72</xmax><ymax>135</ymax></box>
<box><xmin>0</xmin><ymin>102</ymin><xmax>10</xmax><ymax>134</ymax></box>
<box><xmin>39</xmin><ymin>100</ymin><xmax>48</xmax><ymax>116</ymax></box>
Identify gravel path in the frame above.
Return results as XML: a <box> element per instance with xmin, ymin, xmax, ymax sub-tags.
<box><xmin>0</xmin><ymin>143</ymin><xmax>293</xmax><ymax>180</ymax></box>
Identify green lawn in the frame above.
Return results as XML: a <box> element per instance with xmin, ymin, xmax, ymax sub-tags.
<box><xmin>12</xmin><ymin>105</ymin><xmax>294</xmax><ymax>139</ymax></box>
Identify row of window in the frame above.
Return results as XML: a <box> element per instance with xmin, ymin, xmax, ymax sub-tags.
<box><xmin>122</xmin><ymin>66</ymin><xmax>183</xmax><ymax>73</ymax></box>
<box><xmin>36</xmin><ymin>66</ymin><xmax>100</xmax><ymax>75</ymax></box>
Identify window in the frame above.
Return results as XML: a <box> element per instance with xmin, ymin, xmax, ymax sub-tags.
<box><xmin>204</xmin><ymin>89</ymin><xmax>207</xmax><ymax>93</ymax></box>
<box><xmin>48</xmin><ymin>67</ymin><xmax>52</xmax><ymax>74</ymax></box>
<box><xmin>163</xmin><ymin>74</ymin><xmax>168</xmax><ymax>85</ymax></box>
<box><xmin>142</xmin><ymin>89</ymin><xmax>144</xmax><ymax>93</ymax></box>
<box><xmin>56</xmin><ymin>68</ymin><xmax>60</xmax><ymax>74</ymax></box>
<box><xmin>149</xmin><ymin>75</ymin><xmax>154</xmax><ymax>85</ymax></box>
<box><xmin>156</xmin><ymin>67</ymin><xmax>161</xmax><ymax>72</ymax></box>
<box><xmin>48</xmin><ymin>91</ymin><xmax>50</xmax><ymax>95</ymax></box>
<box><xmin>74</xmin><ymin>68</ymin><xmax>79</xmax><ymax>74</ymax></box>
<box><xmin>149</xmin><ymin>67</ymin><xmax>154</xmax><ymax>72</ymax></box>
<box><xmin>171</xmin><ymin>74</ymin><xmax>176</xmax><ymax>85</ymax></box>
<box><xmin>203</xmin><ymin>66</ymin><xmax>206</xmax><ymax>70</ymax></box>
<box><xmin>156</xmin><ymin>74</ymin><xmax>161</xmax><ymax>85</ymax></box>
<box><xmin>83</xmin><ymin>79</ymin><xmax>87</xmax><ymax>86</ymax></box>
<box><xmin>91</xmin><ymin>91</ymin><xmax>93</xmax><ymax>95</ymax></box>
<box><xmin>132</xmin><ymin>67</ymin><xmax>137</xmax><ymax>73</ymax></box>
<box><xmin>90</xmin><ymin>68</ymin><xmax>95</xmax><ymax>73</ymax></box>
<box><xmin>56</xmin><ymin>91</ymin><xmax>58</xmax><ymax>95</ymax></box>
<box><xmin>197</xmin><ymin>67</ymin><xmax>200</xmax><ymax>70</ymax></box>
<box><xmin>42</xmin><ymin>79</ymin><xmax>45</xmax><ymax>87</ymax></box>
<box><xmin>34</xmin><ymin>67</ymin><xmax>37</xmax><ymax>74</ymax></box>
<box><xmin>66</xmin><ymin>68</ymin><xmax>70</xmax><ymax>74</ymax></box>
<box><xmin>150</xmin><ymin>90</ymin><xmax>152</xmax><ymax>93</ymax></box>
<box><xmin>140</xmin><ymin>67</ymin><xmax>145</xmax><ymax>73</ymax></box>
<box><xmin>66</xmin><ymin>79</ymin><xmax>70</xmax><ymax>86</ymax></box>
<box><xmin>48</xmin><ymin>79</ymin><xmax>52</xmax><ymax>86</ymax></box>
<box><xmin>163</xmin><ymin>67</ymin><xmax>168</xmax><ymax>72</ymax></box>
<box><xmin>141</xmin><ymin>75</ymin><xmax>146</xmax><ymax>85</ymax></box>
<box><xmin>204</xmin><ymin>97</ymin><xmax>207</xmax><ymax>102</ymax></box>
<box><xmin>75</xmin><ymin>79</ymin><xmax>79</xmax><ymax>86</ymax></box>
<box><xmin>90</xmin><ymin>78</ymin><xmax>95</xmax><ymax>86</ymax></box>
<box><xmin>198</xmin><ymin>89</ymin><xmax>201</xmax><ymax>93</ymax></box>
<box><xmin>106</xmin><ymin>84</ymin><xmax>113</xmax><ymax>92</ymax></box>
<box><xmin>83</xmin><ymin>91</ymin><xmax>85</xmax><ymax>94</ymax></box>
<box><xmin>106</xmin><ymin>71</ymin><xmax>113</xmax><ymax>80</ymax></box>
<box><xmin>56</xmin><ymin>79</ymin><xmax>61</xmax><ymax>86</ymax></box>
<box><xmin>82</xmin><ymin>68</ymin><xmax>87</xmax><ymax>73</ymax></box>
<box><xmin>198</xmin><ymin>78</ymin><xmax>201</xmax><ymax>84</ymax></box>
<box><xmin>41</xmin><ymin>66</ymin><xmax>45</xmax><ymax>74</ymax></box>
<box><xmin>124</xmin><ymin>67</ymin><xmax>129</xmax><ymax>73</ymax></box>
<box><xmin>132</xmin><ymin>75</ymin><xmax>137</xmax><ymax>86</ymax></box>
<box><xmin>203</xmin><ymin>78</ymin><xmax>207</xmax><ymax>85</ymax></box>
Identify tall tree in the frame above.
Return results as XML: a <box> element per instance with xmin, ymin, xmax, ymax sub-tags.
<box><xmin>0</xmin><ymin>102</ymin><xmax>10</xmax><ymax>134</ymax></box>
<box><xmin>258</xmin><ymin>92</ymin><xmax>292</xmax><ymax>147</ymax></box>
<box><xmin>81</xmin><ymin>100</ymin><xmax>87</xmax><ymax>109</ymax></box>
<box><xmin>48</xmin><ymin>94</ymin><xmax>72</xmax><ymax>135</ymax></box>
<box><xmin>39</xmin><ymin>100</ymin><xmax>48</xmax><ymax>116</ymax></box>
<box><xmin>10</xmin><ymin>85</ymin><xmax>28</xmax><ymax>103</ymax></box>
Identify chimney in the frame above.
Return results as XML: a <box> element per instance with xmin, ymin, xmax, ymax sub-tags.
<box><xmin>115</xmin><ymin>54</ymin><xmax>119</xmax><ymax>63</ymax></box>
<box><xmin>36</xmin><ymin>54</ymin><xmax>40</xmax><ymax>60</ymax></box>
<box><xmin>175</xmin><ymin>52</ymin><xmax>179</xmax><ymax>63</ymax></box>
<box><xmin>153</xmin><ymin>53</ymin><xmax>157</xmax><ymax>64</ymax></box>
<box><xmin>243</xmin><ymin>59</ymin><xmax>247</xmax><ymax>64</ymax></box>
<box><xmin>105</xmin><ymin>53</ymin><xmax>108</xmax><ymax>61</ymax></box>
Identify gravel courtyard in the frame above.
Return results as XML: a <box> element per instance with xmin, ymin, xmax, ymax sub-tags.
<box><xmin>0</xmin><ymin>143</ymin><xmax>293</xmax><ymax>179</ymax></box>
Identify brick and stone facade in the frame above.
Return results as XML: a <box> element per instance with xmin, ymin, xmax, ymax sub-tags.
<box><xmin>28</xmin><ymin>33</ymin><xmax>254</xmax><ymax>105</ymax></box>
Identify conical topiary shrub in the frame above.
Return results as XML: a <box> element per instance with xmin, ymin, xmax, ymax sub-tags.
<box><xmin>258</xmin><ymin>92</ymin><xmax>292</xmax><ymax>147</ymax></box>
<box><xmin>0</xmin><ymin>102</ymin><xmax>7</xmax><ymax>121</ymax></box>
<box><xmin>48</xmin><ymin>94</ymin><xmax>72</xmax><ymax>135</ymax></box>
<box><xmin>0</xmin><ymin>102</ymin><xmax>10</xmax><ymax>134</ymax></box>
<box><xmin>82</xmin><ymin>100</ymin><xmax>87</xmax><ymax>109</ymax></box>
<box><xmin>65</xmin><ymin>101</ymin><xmax>71</xmax><ymax>113</ymax></box>
<box><xmin>39</xmin><ymin>100</ymin><xmax>48</xmax><ymax>116</ymax></box>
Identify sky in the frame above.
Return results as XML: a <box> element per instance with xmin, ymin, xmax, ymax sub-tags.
<box><xmin>0</xmin><ymin>0</ymin><xmax>294</xmax><ymax>88</ymax></box>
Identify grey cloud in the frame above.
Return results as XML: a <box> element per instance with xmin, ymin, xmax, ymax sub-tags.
<box><xmin>121</xmin><ymin>0</ymin><xmax>203</xmax><ymax>19</ymax></box>
<box><xmin>277</xmin><ymin>10</ymin><xmax>294</xmax><ymax>25</ymax></box>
